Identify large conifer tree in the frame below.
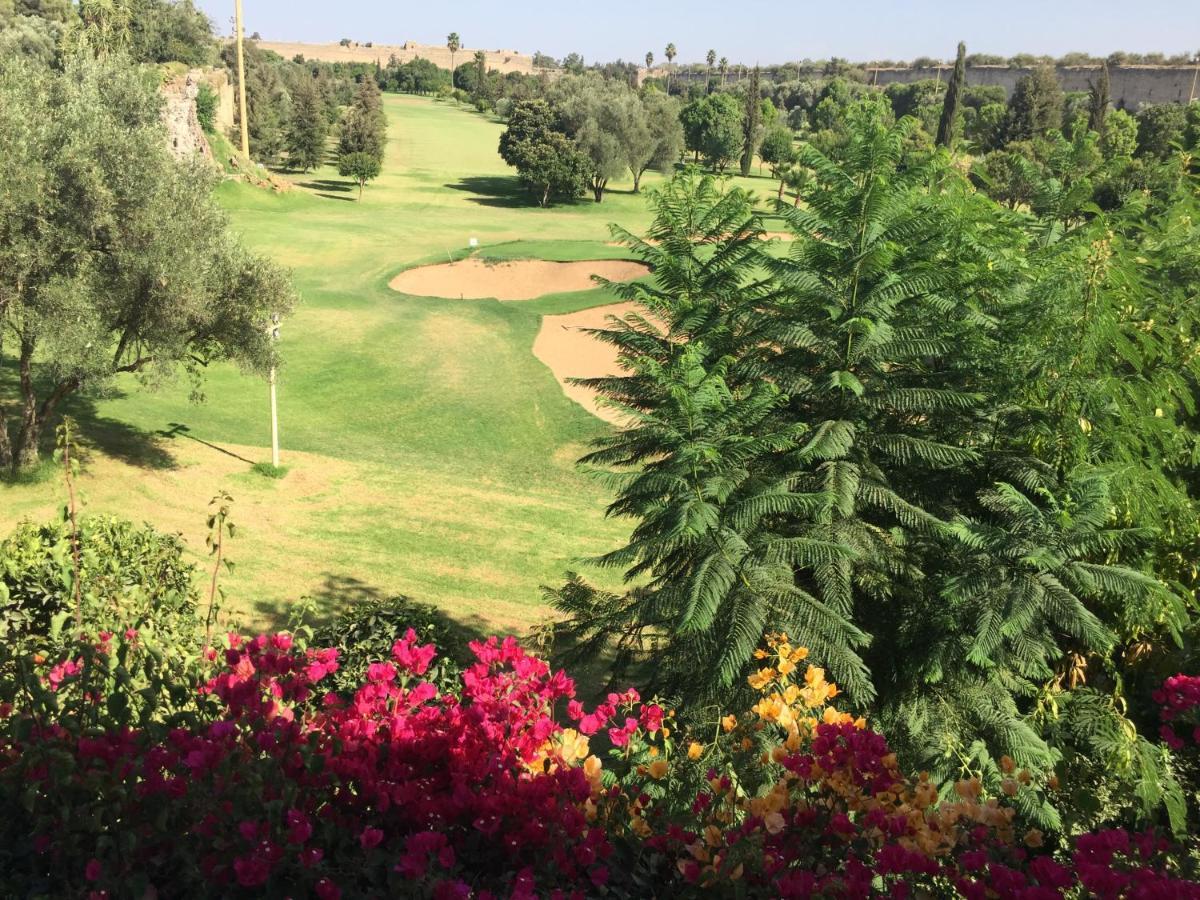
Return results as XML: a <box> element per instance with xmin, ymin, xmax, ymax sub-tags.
<box><xmin>936</xmin><ymin>41</ymin><xmax>967</xmax><ymax>147</ymax></box>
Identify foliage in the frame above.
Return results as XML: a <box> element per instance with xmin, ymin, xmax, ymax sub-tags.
<box><xmin>286</xmin><ymin>75</ymin><xmax>329</xmax><ymax>172</ymax></box>
<box><xmin>1137</xmin><ymin>103</ymin><xmax>1189</xmax><ymax>159</ymax></box>
<box><xmin>194</xmin><ymin>81</ymin><xmax>217</xmax><ymax>132</ymax></box>
<box><xmin>498</xmin><ymin>99</ymin><xmax>590</xmax><ymax>206</ymax></box>
<box><xmin>127</xmin><ymin>0</ymin><xmax>213</xmax><ymax>66</ymax></box>
<box><xmin>0</xmin><ymin>516</ymin><xmax>196</xmax><ymax>644</ymax></box>
<box><xmin>338</xmin><ymin>151</ymin><xmax>382</xmax><ymax>199</ymax></box>
<box><xmin>740</xmin><ymin>66</ymin><xmax>762</xmax><ymax>177</ymax></box>
<box><xmin>936</xmin><ymin>41</ymin><xmax>967</xmax><ymax>147</ymax></box>
<box><xmin>0</xmin><ymin>52</ymin><xmax>297</xmax><ymax>473</ymax></box>
<box><xmin>1</xmin><ymin>631</ymin><xmax>1196</xmax><ymax>896</ymax></box>
<box><xmin>338</xmin><ymin>77</ymin><xmax>387</xmax><ymax>164</ymax></box>
<box><xmin>553</xmin><ymin>112</ymin><xmax>1200</xmax><ymax>833</ymax></box>
<box><xmin>679</xmin><ymin>92</ymin><xmax>743</xmax><ymax>171</ymax></box>
<box><xmin>1006</xmin><ymin>65</ymin><xmax>1064</xmax><ymax>142</ymax></box>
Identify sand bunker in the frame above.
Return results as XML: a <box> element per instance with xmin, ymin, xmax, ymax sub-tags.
<box><xmin>389</xmin><ymin>257</ymin><xmax>650</xmax><ymax>301</ymax></box>
<box><xmin>533</xmin><ymin>302</ymin><xmax>662</xmax><ymax>426</ymax></box>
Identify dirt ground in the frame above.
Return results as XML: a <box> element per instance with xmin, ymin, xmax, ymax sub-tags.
<box><xmin>389</xmin><ymin>258</ymin><xmax>650</xmax><ymax>301</ymax></box>
<box><xmin>532</xmin><ymin>302</ymin><xmax>659</xmax><ymax>425</ymax></box>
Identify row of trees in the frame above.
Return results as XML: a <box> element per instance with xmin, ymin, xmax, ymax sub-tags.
<box><xmin>554</xmin><ymin>109</ymin><xmax>1200</xmax><ymax>834</ymax></box>
<box><xmin>498</xmin><ymin>76</ymin><xmax>683</xmax><ymax>205</ymax></box>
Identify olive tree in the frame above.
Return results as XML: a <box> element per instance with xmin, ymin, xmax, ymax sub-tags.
<box><xmin>0</xmin><ymin>54</ymin><xmax>296</xmax><ymax>473</ymax></box>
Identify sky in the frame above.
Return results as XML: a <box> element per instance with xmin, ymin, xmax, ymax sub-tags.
<box><xmin>194</xmin><ymin>0</ymin><xmax>1199</xmax><ymax>65</ymax></box>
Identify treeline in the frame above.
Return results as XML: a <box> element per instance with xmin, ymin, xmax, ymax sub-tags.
<box><xmin>0</xmin><ymin>0</ymin><xmax>213</xmax><ymax>66</ymax></box>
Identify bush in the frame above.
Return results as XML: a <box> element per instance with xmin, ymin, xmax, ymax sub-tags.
<box><xmin>0</xmin><ymin>516</ymin><xmax>196</xmax><ymax>643</ymax></box>
<box><xmin>309</xmin><ymin>595</ymin><xmax>469</xmax><ymax>697</ymax></box>
<box><xmin>0</xmin><ymin>631</ymin><xmax>1196</xmax><ymax>896</ymax></box>
<box><xmin>195</xmin><ymin>82</ymin><xmax>217</xmax><ymax>132</ymax></box>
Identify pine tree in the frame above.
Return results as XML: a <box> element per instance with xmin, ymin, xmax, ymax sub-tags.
<box><xmin>1088</xmin><ymin>61</ymin><xmax>1111</xmax><ymax>135</ymax></box>
<box><xmin>337</xmin><ymin>77</ymin><xmax>386</xmax><ymax>165</ymax></box>
<box><xmin>740</xmin><ymin>66</ymin><xmax>761</xmax><ymax>177</ymax></box>
<box><xmin>936</xmin><ymin>41</ymin><xmax>966</xmax><ymax>147</ymax></box>
<box><xmin>285</xmin><ymin>77</ymin><xmax>328</xmax><ymax>172</ymax></box>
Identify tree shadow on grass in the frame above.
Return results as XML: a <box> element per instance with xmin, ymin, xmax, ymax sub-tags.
<box><xmin>297</xmin><ymin>179</ymin><xmax>354</xmax><ymax>193</ymax></box>
<box><xmin>58</xmin><ymin>392</ymin><xmax>178</xmax><ymax>471</ymax></box>
<box><xmin>156</xmin><ymin>422</ymin><xmax>255</xmax><ymax>465</ymax></box>
<box><xmin>443</xmin><ymin>175</ymin><xmax>539</xmax><ymax>209</ymax></box>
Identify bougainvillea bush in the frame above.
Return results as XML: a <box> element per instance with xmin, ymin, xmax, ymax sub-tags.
<box><xmin>0</xmin><ymin>629</ymin><xmax>1197</xmax><ymax>898</ymax></box>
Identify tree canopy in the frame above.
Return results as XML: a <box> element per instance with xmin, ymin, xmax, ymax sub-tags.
<box><xmin>0</xmin><ymin>52</ymin><xmax>296</xmax><ymax>473</ymax></box>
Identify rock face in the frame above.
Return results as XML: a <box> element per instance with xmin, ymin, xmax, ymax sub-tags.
<box><xmin>162</xmin><ymin>70</ymin><xmax>212</xmax><ymax>162</ymax></box>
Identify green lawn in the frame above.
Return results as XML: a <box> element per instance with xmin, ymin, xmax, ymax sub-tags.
<box><xmin>1</xmin><ymin>94</ymin><xmax>784</xmax><ymax>637</ymax></box>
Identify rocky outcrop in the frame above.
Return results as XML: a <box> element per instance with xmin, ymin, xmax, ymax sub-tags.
<box><xmin>162</xmin><ymin>70</ymin><xmax>212</xmax><ymax>162</ymax></box>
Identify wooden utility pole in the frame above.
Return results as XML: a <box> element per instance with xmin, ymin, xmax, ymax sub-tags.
<box><xmin>234</xmin><ymin>0</ymin><xmax>250</xmax><ymax>158</ymax></box>
<box><xmin>1189</xmin><ymin>51</ymin><xmax>1199</xmax><ymax>104</ymax></box>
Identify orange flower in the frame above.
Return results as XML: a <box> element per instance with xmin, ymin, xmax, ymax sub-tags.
<box><xmin>721</xmin><ymin>714</ymin><xmax>737</xmax><ymax>733</ymax></box>
<box><xmin>648</xmin><ymin>759</ymin><xmax>669</xmax><ymax>779</ymax></box>
<box><xmin>688</xmin><ymin>741</ymin><xmax>704</xmax><ymax>760</ymax></box>
<box><xmin>747</xmin><ymin>668</ymin><xmax>776</xmax><ymax>691</ymax></box>
<box><xmin>763</xmin><ymin>812</ymin><xmax>786</xmax><ymax>834</ymax></box>
<box><xmin>1000</xmin><ymin>754</ymin><xmax>1016</xmax><ymax>773</ymax></box>
<box><xmin>1024</xmin><ymin>828</ymin><xmax>1044</xmax><ymax>848</ymax></box>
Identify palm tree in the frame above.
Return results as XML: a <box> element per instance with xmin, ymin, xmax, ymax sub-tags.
<box><xmin>665</xmin><ymin>42</ymin><xmax>677</xmax><ymax>94</ymax></box>
<box><xmin>645</xmin><ymin>50</ymin><xmax>653</xmax><ymax>70</ymax></box>
<box><xmin>706</xmin><ymin>49</ymin><xmax>716</xmax><ymax>91</ymax></box>
<box><xmin>719</xmin><ymin>56</ymin><xmax>728</xmax><ymax>86</ymax></box>
<box><xmin>446</xmin><ymin>32</ymin><xmax>460</xmax><ymax>73</ymax></box>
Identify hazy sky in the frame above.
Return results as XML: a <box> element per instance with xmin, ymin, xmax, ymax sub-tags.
<box><xmin>194</xmin><ymin>1</ymin><xmax>1199</xmax><ymax>64</ymax></box>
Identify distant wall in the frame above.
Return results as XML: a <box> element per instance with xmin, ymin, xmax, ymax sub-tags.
<box><xmin>870</xmin><ymin>65</ymin><xmax>1199</xmax><ymax>109</ymax></box>
<box><xmin>257</xmin><ymin>40</ymin><xmax>538</xmax><ymax>75</ymax></box>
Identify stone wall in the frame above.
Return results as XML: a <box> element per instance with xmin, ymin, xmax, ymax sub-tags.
<box><xmin>258</xmin><ymin>39</ymin><xmax>538</xmax><ymax>75</ymax></box>
<box><xmin>870</xmin><ymin>65</ymin><xmax>1199</xmax><ymax>109</ymax></box>
<box><xmin>161</xmin><ymin>70</ymin><xmax>212</xmax><ymax>162</ymax></box>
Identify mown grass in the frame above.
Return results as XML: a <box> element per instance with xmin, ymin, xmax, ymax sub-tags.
<box><xmin>1</xmin><ymin>95</ymin><xmax>781</xmax><ymax>635</ymax></box>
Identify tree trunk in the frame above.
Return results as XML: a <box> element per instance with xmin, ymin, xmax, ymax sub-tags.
<box><xmin>541</xmin><ymin>184</ymin><xmax>550</xmax><ymax>207</ymax></box>
<box><xmin>793</xmin><ymin>190</ymin><xmax>801</xmax><ymax>207</ymax></box>
<box><xmin>632</xmin><ymin>169</ymin><xmax>642</xmax><ymax>193</ymax></box>
<box><xmin>592</xmin><ymin>179</ymin><xmax>605</xmax><ymax>203</ymax></box>
<box><xmin>778</xmin><ymin>179</ymin><xmax>785</xmax><ymax>200</ymax></box>
<box><xmin>15</xmin><ymin>335</ymin><xmax>39</xmax><ymax>471</ymax></box>
<box><xmin>0</xmin><ymin>409</ymin><xmax>12</xmax><ymax>472</ymax></box>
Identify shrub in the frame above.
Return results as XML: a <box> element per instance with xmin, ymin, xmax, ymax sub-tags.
<box><xmin>195</xmin><ymin>82</ymin><xmax>217</xmax><ymax>132</ymax></box>
<box><xmin>0</xmin><ymin>516</ymin><xmax>196</xmax><ymax>643</ymax></box>
<box><xmin>1</xmin><ymin>631</ymin><xmax>1196</xmax><ymax>897</ymax></box>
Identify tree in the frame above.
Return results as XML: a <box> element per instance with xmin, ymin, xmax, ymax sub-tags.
<box><xmin>1136</xmin><ymin>103</ymin><xmax>1187</xmax><ymax>158</ymax></box>
<box><xmin>472</xmin><ymin>49</ymin><xmax>487</xmax><ymax>106</ymax></box>
<box><xmin>624</xmin><ymin>91</ymin><xmax>683</xmax><ymax>192</ymax></box>
<box><xmin>446</xmin><ymin>31</ymin><xmax>459</xmax><ymax>72</ymax></box>
<box><xmin>758</xmin><ymin>122</ymin><xmax>796</xmax><ymax>197</ymax></box>
<box><xmin>644</xmin><ymin>50</ymin><xmax>652</xmax><ymax>70</ymax></box>
<box><xmin>740</xmin><ymin>66</ymin><xmax>762</xmax><ymax>176</ymax></box>
<box><xmin>0</xmin><ymin>53</ymin><xmax>296</xmax><ymax>473</ymax></box>
<box><xmin>285</xmin><ymin>76</ymin><xmax>328</xmax><ymax>171</ymax></box>
<box><xmin>1005</xmin><ymin>65</ymin><xmax>1063</xmax><ymax>142</ymax></box>
<box><xmin>964</xmin><ymin>101</ymin><xmax>1007</xmax><ymax>151</ymax></box>
<box><xmin>680</xmin><ymin>92</ymin><xmax>743</xmax><ymax>171</ymax></box>
<box><xmin>719</xmin><ymin>56</ymin><xmax>728</xmax><ymax>86</ymax></box>
<box><xmin>706</xmin><ymin>48</ymin><xmax>716</xmax><ymax>91</ymax></box>
<box><xmin>664</xmin><ymin>42</ymin><xmax>676</xmax><ymax>94</ymax></box>
<box><xmin>1088</xmin><ymin>61</ymin><xmax>1110</xmax><ymax>135</ymax></box>
<box><xmin>338</xmin><ymin>77</ymin><xmax>386</xmax><ymax>163</ymax></box>
<box><xmin>1100</xmin><ymin>107</ymin><xmax>1138</xmax><ymax>159</ymax></box>
<box><xmin>127</xmin><ymin>0</ymin><xmax>214</xmax><ymax>66</ymax></box>
<box><xmin>936</xmin><ymin>41</ymin><xmax>966</xmax><ymax>147</ymax></box>
<box><xmin>338</xmin><ymin>151</ymin><xmax>381</xmax><ymax>199</ymax></box>
<box><xmin>498</xmin><ymin>99</ymin><xmax>589</xmax><ymax>206</ymax></box>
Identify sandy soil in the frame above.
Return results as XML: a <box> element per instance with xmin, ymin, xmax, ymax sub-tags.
<box><xmin>533</xmin><ymin>302</ymin><xmax>659</xmax><ymax>426</ymax></box>
<box><xmin>388</xmin><ymin>258</ymin><xmax>650</xmax><ymax>301</ymax></box>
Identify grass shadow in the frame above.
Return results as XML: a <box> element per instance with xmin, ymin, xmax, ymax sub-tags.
<box><xmin>316</xmin><ymin>193</ymin><xmax>357</xmax><ymax>203</ymax></box>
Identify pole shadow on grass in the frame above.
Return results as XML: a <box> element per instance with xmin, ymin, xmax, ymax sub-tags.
<box><xmin>155</xmin><ymin>423</ymin><xmax>256</xmax><ymax>465</ymax></box>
